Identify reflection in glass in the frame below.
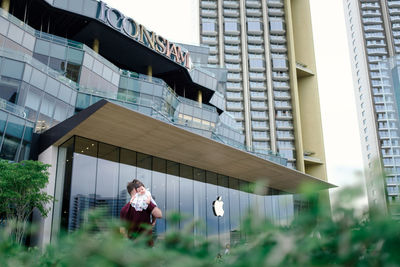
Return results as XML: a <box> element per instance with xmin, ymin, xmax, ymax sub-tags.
<box><xmin>119</xmin><ymin>148</ymin><xmax>137</xmax><ymax>206</ymax></box>
<box><xmin>96</xmin><ymin>143</ymin><xmax>120</xmax><ymax>219</ymax></box>
<box><xmin>206</xmin><ymin>171</ymin><xmax>218</xmax><ymax>239</ymax></box>
<box><xmin>152</xmin><ymin>157</ymin><xmax>166</xmax><ymax>235</ymax></box>
<box><xmin>136</xmin><ymin>152</ymin><xmax>152</xmax><ymax>190</ymax></box>
<box><xmin>67</xmin><ymin>137</ymin><xmax>98</xmax><ymax>231</ymax></box>
<box><xmin>229</xmin><ymin>177</ymin><xmax>240</xmax><ymax>237</ymax></box>
<box><xmin>179</xmin><ymin>164</ymin><xmax>194</xmax><ymax>231</ymax></box>
<box><xmin>193</xmin><ymin>168</ymin><xmax>206</xmax><ymax>236</ymax></box>
<box><xmin>218</xmin><ymin>175</ymin><xmax>230</xmax><ymax>246</ymax></box>
<box><xmin>52</xmin><ymin>137</ymin><xmax>73</xmax><ymax>241</ymax></box>
<box><xmin>166</xmin><ymin>161</ymin><xmax>179</xmax><ymax>229</ymax></box>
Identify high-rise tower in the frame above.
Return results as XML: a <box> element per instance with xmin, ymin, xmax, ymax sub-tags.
<box><xmin>199</xmin><ymin>0</ymin><xmax>328</xmax><ymax>181</ymax></box>
<box><xmin>343</xmin><ymin>0</ymin><xmax>400</xmax><ymax>217</ymax></box>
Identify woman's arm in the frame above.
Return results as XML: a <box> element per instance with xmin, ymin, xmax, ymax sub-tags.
<box><xmin>151</xmin><ymin>207</ymin><xmax>162</xmax><ymax>218</ymax></box>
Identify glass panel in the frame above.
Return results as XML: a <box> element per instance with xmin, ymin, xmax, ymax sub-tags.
<box><xmin>0</xmin><ymin>135</ymin><xmax>20</xmax><ymax>160</ymax></box>
<box><xmin>0</xmin><ymin>77</ymin><xmax>20</xmax><ymax>103</ymax></box>
<box><xmin>52</xmin><ymin>102</ymin><xmax>68</xmax><ymax>125</ymax></box>
<box><xmin>0</xmin><ymin>111</ymin><xmax>7</xmax><ymax>135</ymax></box>
<box><xmin>229</xmin><ymin>177</ymin><xmax>240</xmax><ymax>244</ymax></box>
<box><xmin>218</xmin><ymin>175</ymin><xmax>230</xmax><ymax>246</ymax></box>
<box><xmin>96</xmin><ymin>142</ymin><xmax>120</xmax><ymax>219</ymax></box>
<box><xmin>52</xmin><ymin>137</ymin><xmax>74</xmax><ymax>240</ymax></box>
<box><xmin>1</xmin><ymin>59</ymin><xmax>24</xmax><ymax>79</ymax></box>
<box><xmin>206</xmin><ymin>171</ymin><xmax>218</xmax><ymax>239</ymax></box>
<box><xmin>49</xmin><ymin>43</ymin><xmax>66</xmax><ymax>59</ymax></box>
<box><xmin>65</xmin><ymin>137</ymin><xmax>98</xmax><ymax>231</ymax></box>
<box><xmin>66</xmin><ymin>63</ymin><xmax>81</xmax><ymax>82</ymax></box>
<box><xmin>67</xmin><ymin>48</ymin><xmax>84</xmax><ymax>64</ymax></box>
<box><xmin>179</xmin><ymin>164</ymin><xmax>193</xmax><ymax>231</ymax></box>
<box><xmin>166</xmin><ymin>161</ymin><xmax>180</xmax><ymax>230</ymax></box>
<box><xmin>193</xmin><ymin>168</ymin><xmax>206</xmax><ymax>237</ymax></box>
<box><xmin>34</xmin><ymin>39</ymin><xmax>50</xmax><ymax>55</ymax></box>
<box><xmin>152</xmin><ymin>157</ymin><xmax>166</xmax><ymax>235</ymax></box>
<box><xmin>136</xmin><ymin>152</ymin><xmax>152</xmax><ymax>191</ymax></box>
<box><xmin>5</xmin><ymin>115</ymin><xmax>24</xmax><ymax>139</ymax></box>
<box><xmin>119</xmin><ymin>148</ymin><xmax>137</xmax><ymax>205</ymax></box>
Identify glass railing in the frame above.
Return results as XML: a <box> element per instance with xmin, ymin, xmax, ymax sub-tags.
<box><xmin>0</xmin><ymin>8</ymin><xmax>36</xmax><ymax>35</ymax></box>
<box><xmin>35</xmin><ymin>31</ymin><xmax>83</xmax><ymax>49</ymax></box>
<box><xmin>0</xmin><ymin>98</ymin><xmax>30</xmax><ymax>119</ymax></box>
<box><xmin>0</xmin><ymin>47</ymin><xmax>80</xmax><ymax>91</ymax></box>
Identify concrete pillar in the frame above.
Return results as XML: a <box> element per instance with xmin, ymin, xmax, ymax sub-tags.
<box><xmin>197</xmin><ymin>90</ymin><xmax>202</xmax><ymax>108</ymax></box>
<box><xmin>1</xmin><ymin>0</ymin><xmax>10</xmax><ymax>12</ymax></box>
<box><xmin>93</xmin><ymin>38</ymin><xmax>99</xmax><ymax>54</ymax></box>
<box><xmin>147</xmin><ymin>65</ymin><xmax>152</xmax><ymax>82</ymax></box>
<box><xmin>32</xmin><ymin>145</ymin><xmax>58</xmax><ymax>249</ymax></box>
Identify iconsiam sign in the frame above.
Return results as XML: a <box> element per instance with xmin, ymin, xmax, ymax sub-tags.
<box><xmin>97</xmin><ymin>1</ymin><xmax>192</xmax><ymax>69</ymax></box>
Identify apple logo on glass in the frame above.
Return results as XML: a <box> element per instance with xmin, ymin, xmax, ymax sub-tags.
<box><xmin>213</xmin><ymin>196</ymin><xmax>224</xmax><ymax>217</ymax></box>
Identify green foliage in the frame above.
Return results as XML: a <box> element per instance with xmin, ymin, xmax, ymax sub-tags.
<box><xmin>0</xmin><ymin>160</ymin><xmax>53</xmax><ymax>244</ymax></box>
<box><xmin>1</xmin><ymin>185</ymin><xmax>400</xmax><ymax>266</ymax></box>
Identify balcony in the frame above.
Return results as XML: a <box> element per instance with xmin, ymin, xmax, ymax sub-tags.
<box><xmin>225</xmin><ymin>54</ymin><xmax>241</xmax><ymax>63</ymax></box>
<box><xmin>276</xmin><ymin>134</ymin><xmax>294</xmax><ymax>140</ymax></box>
<box><xmin>226</xmin><ymin>94</ymin><xmax>243</xmax><ymax>101</ymax></box>
<box><xmin>273</xmin><ymin>81</ymin><xmax>290</xmax><ymax>90</ymax></box>
<box><xmin>247</xmin><ymin>35</ymin><xmax>264</xmax><ymax>44</ymax></box>
<box><xmin>269</xmin><ymin>35</ymin><xmax>286</xmax><ymax>44</ymax></box>
<box><xmin>274</xmin><ymin>92</ymin><xmax>291</xmax><ymax>100</ymax></box>
<box><xmin>249</xmin><ymin>72</ymin><xmax>266</xmax><ymax>81</ymax></box>
<box><xmin>227</xmin><ymin>73</ymin><xmax>242</xmax><ymax>82</ymax></box>
<box><xmin>223</xmin><ymin>0</ymin><xmax>240</xmax><ymax>8</ymax></box>
<box><xmin>251</xmin><ymin>102</ymin><xmax>268</xmax><ymax>110</ymax></box>
<box><xmin>201</xmin><ymin>1</ymin><xmax>217</xmax><ymax>9</ymax></box>
<box><xmin>361</xmin><ymin>3</ymin><xmax>380</xmax><ymax>10</ymax></box>
<box><xmin>247</xmin><ymin>8</ymin><xmax>262</xmax><ymax>17</ymax></box>
<box><xmin>366</xmin><ymin>40</ymin><xmax>386</xmax><ymax>47</ymax></box>
<box><xmin>391</xmin><ymin>16</ymin><xmax>400</xmax><ymax>23</ymax></box>
<box><xmin>224</xmin><ymin>9</ymin><xmax>240</xmax><ymax>17</ymax></box>
<box><xmin>224</xmin><ymin>45</ymin><xmax>241</xmax><ymax>53</ymax></box>
<box><xmin>362</xmin><ymin>10</ymin><xmax>381</xmax><ymax>17</ymax></box>
<box><xmin>201</xmin><ymin>36</ymin><xmax>218</xmax><ymax>45</ymax></box>
<box><xmin>274</xmin><ymin>100</ymin><xmax>292</xmax><ymax>110</ymax></box>
<box><xmin>268</xmin><ymin>8</ymin><xmax>284</xmax><ymax>17</ymax></box>
<box><xmin>362</xmin><ymin>17</ymin><xmax>383</xmax><ymax>24</ymax></box>
<box><xmin>272</xmin><ymin>72</ymin><xmax>289</xmax><ymax>81</ymax></box>
<box><xmin>224</xmin><ymin>35</ymin><xmax>241</xmax><ymax>44</ymax></box>
<box><xmin>270</xmin><ymin>44</ymin><xmax>287</xmax><ymax>52</ymax></box>
<box><xmin>247</xmin><ymin>44</ymin><xmax>264</xmax><ymax>53</ymax></box>
<box><xmin>201</xmin><ymin>9</ymin><xmax>217</xmax><ymax>17</ymax></box>
<box><xmin>390</xmin><ymin>8</ymin><xmax>400</xmax><ymax>15</ymax></box>
<box><xmin>246</xmin><ymin>0</ymin><xmax>262</xmax><ymax>8</ymax></box>
<box><xmin>250</xmin><ymin>92</ymin><xmax>266</xmax><ymax>100</ymax></box>
<box><xmin>275</xmin><ymin>113</ymin><xmax>292</xmax><ymax>120</ymax></box>
<box><xmin>276</xmin><ymin>122</ymin><xmax>293</xmax><ymax>129</ymax></box>
<box><xmin>364</xmin><ymin>25</ymin><xmax>384</xmax><ymax>32</ymax></box>
<box><xmin>267</xmin><ymin>0</ymin><xmax>284</xmax><ymax>8</ymax></box>
<box><xmin>388</xmin><ymin>1</ymin><xmax>400</xmax><ymax>8</ymax></box>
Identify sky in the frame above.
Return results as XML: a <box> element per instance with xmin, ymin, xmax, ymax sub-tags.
<box><xmin>103</xmin><ymin>0</ymin><xmax>368</xmax><ymax>210</ymax></box>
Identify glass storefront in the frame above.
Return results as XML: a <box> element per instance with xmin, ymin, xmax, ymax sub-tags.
<box><xmin>52</xmin><ymin>136</ymin><xmax>304</xmax><ymax>245</ymax></box>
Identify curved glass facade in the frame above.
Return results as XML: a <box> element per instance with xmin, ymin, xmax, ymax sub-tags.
<box><xmin>53</xmin><ymin>136</ymin><xmax>303</xmax><ymax>245</ymax></box>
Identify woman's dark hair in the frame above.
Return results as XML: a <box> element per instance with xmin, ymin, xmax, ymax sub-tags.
<box><xmin>126</xmin><ymin>182</ymin><xmax>136</xmax><ymax>195</ymax></box>
<box><xmin>132</xmin><ymin>180</ymin><xmax>145</xmax><ymax>190</ymax></box>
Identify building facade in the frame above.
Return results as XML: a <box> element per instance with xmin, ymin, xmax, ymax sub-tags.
<box><xmin>0</xmin><ymin>0</ymin><xmax>332</xmax><ymax>247</ymax></box>
<box><xmin>199</xmin><ymin>0</ymin><xmax>328</xmax><ymax>182</ymax></box>
<box><xmin>343</xmin><ymin>0</ymin><xmax>400</xmax><ymax>217</ymax></box>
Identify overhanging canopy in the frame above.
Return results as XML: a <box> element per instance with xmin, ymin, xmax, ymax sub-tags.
<box><xmin>38</xmin><ymin>100</ymin><xmax>336</xmax><ymax>193</ymax></box>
